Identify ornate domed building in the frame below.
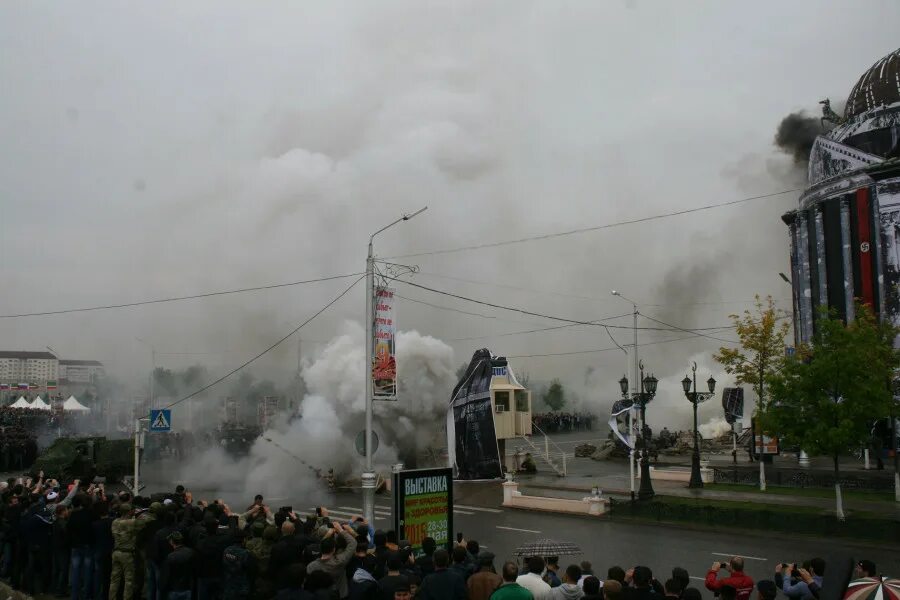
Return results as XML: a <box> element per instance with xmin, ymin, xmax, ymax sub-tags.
<box><xmin>783</xmin><ymin>47</ymin><xmax>900</xmax><ymax>345</ymax></box>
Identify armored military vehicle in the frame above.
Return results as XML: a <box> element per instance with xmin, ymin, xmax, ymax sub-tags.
<box><xmin>31</xmin><ymin>437</ymin><xmax>133</xmax><ymax>482</ymax></box>
<box><xmin>215</xmin><ymin>422</ymin><xmax>262</xmax><ymax>456</ymax></box>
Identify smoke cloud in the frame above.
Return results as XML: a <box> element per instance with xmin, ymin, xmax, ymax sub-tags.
<box><xmin>174</xmin><ymin>324</ymin><xmax>455</xmax><ymax>498</ymax></box>
<box><xmin>774</xmin><ymin>112</ymin><xmax>826</xmax><ymax>166</ymax></box>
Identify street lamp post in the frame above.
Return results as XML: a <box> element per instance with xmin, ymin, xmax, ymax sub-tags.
<box><xmin>612</xmin><ymin>291</ymin><xmax>639</xmax><ymax>498</ymax></box>
<box><xmin>362</xmin><ymin>206</ymin><xmax>427</xmax><ymax>527</ymax></box>
<box><xmin>618</xmin><ymin>362</ymin><xmax>658</xmax><ymax>500</ymax></box>
<box><xmin>682</xmin><ymin>362</ymin><xmax>716</xmax><ymax>489</ymax></box>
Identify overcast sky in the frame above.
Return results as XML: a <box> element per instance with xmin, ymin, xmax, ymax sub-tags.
<box><xmin>2</xmin><ymin>1</ymin><xmax>899</xmax><ymax>423</ymax></box>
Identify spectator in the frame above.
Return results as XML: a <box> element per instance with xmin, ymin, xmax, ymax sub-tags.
<box><xmin>350</xmin><ymin>555</ymin><xmax>380</xmax><ymax>600</ymax></box>
<box><xmin>450</xmin><ymin>545</ymin><xmax>473</xmax><ymax>582</ymax></box>
<box><xmin>223</xmin><ymin>530</ymin><xmax>257</xmax><ymax>600</ymax></box>
<box><xmin>416</xmin><ymin>538</ymin><xmax>437</xmax><ymax>578</ymax></box>
<box><xmin>550</xmin><ymin>564</ymin><xmax>584</xmax><ymax>600</ymax></box>
<box><xmin>518</xmin><ymin>557</ymin><xmax>552</xmax><ymax>600</ymax></box>
<box><xmin>307</xmin><ymin>522</ymin><xmax>359</xmax><ymax>599</ymax></box>
<box><xmin>67</xmin><ymin>493</ymin><xmax>95</xmax><ymax>600</ymax></box>
<box><xmin>705</xmin><ymin>558</ymin><xmax>754</xmax><ymax>600</ymax></box>
<box><xmin>603</xmin><ymin>581</ymin><xmax>623</xmax><ymax>600</ymax></box>
<box><xmin>545</xmin><ymin>558</ymin><xmax>562</xmax><ymax>588</ymax></box>
<box><xmin>160</xmin><ymin>531</ymin><xmax>195</xmax><ymax>600</ymax></box>
<box><xmin>607</xmin><ymin>568</ymin><xmax>626</xmax><ymax>586</ymax></box>
<box><xmin>664</xmin><ymin>579</ymin><xmax>682</xmax><ymax>600</ymax></box>
<box><xmin>276</xmin><ymin>564</ymin><xmax>312</xmax><ymax>600</ymax></box>
<box><xmin>379</xmin><ymin>553</ymin><xmax>411</xmax><ymax>600</ymax></box>
<box><xmin>468</xmin><ymin>551</ymin><xmax>502</xmax><ymax>600</ymax></box>
<box><xmin>756</xmin><ymin>581</ymin><xmax>777</xmax><ymax>600</ymax></box>
<box><xmin>624</xmin><ymin>567</ymin><xmax>654</xmax><ymax>600</ymax></box>
<box><xmin>347</xmin><ymin>534</ymin><xmax>372</xmax><ymax>586</ymax></box>
<box><xmin>394</xmin><ymin>583</ymin><xmax>413</xmax><ymax>600</ymax></box>
<box><xmin>578</xmin><ymin>562</ymin><xmax>594</xmax><ymax>589</ymax></box>
<box><xmin>681</xmin><ymin>590</ymin><xmax>702</xmax><ymax>600</ymax></box>
<box><xmin>671</xmin><ymin>569</ymin><xmax>690</xmax><ymax>597</ymax></box>
<box><xmin>775</xmin><ymin>559</ymin><xmax>824</xmax><ymax>600</ymax></box>
<box><xmin>491</xmin><ymin>561</ymin><xmax>534</xmax><ymax>600</ymax></box>
<box><xmin>419</xmin><ymin>549</ymin><xmax>467</xmax><ymax>600</ymax></box>
<box><xmin>721</xmin><ymin>586</ymin><xmax>737</xmax><ymax>600</ymax></box>
<box><xmin>582</xmin><ymin>577</ymin><xmax>602</xmax><ymax>600</ymax></box>
<box><xmin>855</xmin><ymin>560</ymin><xmax>877</xmax><ymax>579</ymax></box>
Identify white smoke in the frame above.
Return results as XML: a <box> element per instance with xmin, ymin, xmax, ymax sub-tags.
<box><xmin>699</xmin><ymin>416</ymin><xmax>732</xmax><ymax>440</ymax></box>
<box><xmin>174</xmin><ymin>322</ymin><xmax>456</xmax><ymax>499</ymax></box>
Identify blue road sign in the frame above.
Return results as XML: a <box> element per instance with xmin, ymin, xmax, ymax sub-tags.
<box><xmin>150</xmin><ymin>409</ymin><xmax>172</xmax><ymax>432</ymax></box>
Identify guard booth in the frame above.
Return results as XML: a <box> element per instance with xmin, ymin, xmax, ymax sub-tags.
<box><xmin>488</xmin><ymin>358</ymin><xmax>532</xmax><ymax>468</ymax></box>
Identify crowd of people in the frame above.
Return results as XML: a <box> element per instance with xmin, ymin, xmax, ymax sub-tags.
<box><xmin>0</xmin><ymin>477</ymin><xmax>885</xmax><ymax>600</ymax></box>
<box><xmin>531</xmin><ymin>413</ymin><xmax>595</xmax><ymax>433</ymax></box>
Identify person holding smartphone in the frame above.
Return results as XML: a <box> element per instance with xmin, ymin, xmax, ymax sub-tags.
<box><xmin>705</xmin><ymin>558</ymin><xmax>753</xmax><ymax>600</ymax></box>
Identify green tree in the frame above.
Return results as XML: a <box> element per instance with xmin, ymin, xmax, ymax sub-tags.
<box><xmin>766</xmin><ymin>305</ymin><xmax>897</xmax><ymax>519</ymax></box>
<box><xmin>541</xmin><ymin>378</ymin><xmax>567</xmax><ymax>411</ymax></box>
<box><xmin>713</xmin><ymin>295</ymin><xmax>790</xmax><ymax>490</ymax></box>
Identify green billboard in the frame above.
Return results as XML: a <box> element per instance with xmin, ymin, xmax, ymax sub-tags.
<box><xmin>392</xmin><ymin>467</ymin><xmax>454</xmax><ymax>553</ymax></box>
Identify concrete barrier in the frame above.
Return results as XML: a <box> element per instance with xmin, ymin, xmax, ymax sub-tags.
<box><xmin>502</xmin><ymin>480</ymin><xmax>609</xmax><ymax>516</ymax></box>
<box><xmin>648</xmin><ymin>466</ymin><xmax>714</xmax><ymax>484</ymax></box>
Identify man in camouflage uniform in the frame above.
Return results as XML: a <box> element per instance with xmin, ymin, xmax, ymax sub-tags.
<box><xmin>109</xmin><ymin>504</ymin><xmax>154</xmax><ymax>600</ymax></box>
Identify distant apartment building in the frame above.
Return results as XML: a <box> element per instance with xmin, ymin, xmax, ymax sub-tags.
<box><xmin>59</xmin><ymin>359</ymin><xmax>106</xmax><ymax>384</ymax></box>
<box><xmin>0</xmin><ymin>351</ymin><xmax>58</xmax><ymax>383</ymax></box>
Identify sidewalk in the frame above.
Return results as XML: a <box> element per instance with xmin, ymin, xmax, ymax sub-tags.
<box><xmin>513</xmin><ymin>456</ymin><xmax>900</xmax><ymax>519</ymax></box>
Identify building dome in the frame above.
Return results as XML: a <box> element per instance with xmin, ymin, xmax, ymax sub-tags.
<box><xmin>844</xmin><ymin>47</ymin><xmax>900</xmax><ymax>119</ymax></box>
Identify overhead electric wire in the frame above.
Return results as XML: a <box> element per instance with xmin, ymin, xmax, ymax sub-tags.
<box><xmin>387</xmin><ymin>278</ymin><xmax>628</xmax><ymax>353</ymax></box>
<box><xmin>0</xmin><ymin>272</ymin><xmax>364</xmax><ymax>319</ymax></box>
<box><xmin>411</xmin><ymin>270</ymin><xmax>787</xmax><ymax>308</ymax></box>
<box><xmin>639</xmin><ymin>312</ymin><xmax>738</xmax><ymax>344</ymax></box>
<box><xmin>507</xmin><ymin>332</ymin><xmax>737</xmax><ymax>359</ymax></box>
<box><xmin>387</xmin><ymin>188</ymin><xmax>801</xmax><ymax>259</ymax></box>
<box><xmin>448</xmin><ymin>312</ymin><xmax>636</xmax><ymax>341</ymax></box>
<box><xmin>154</xmin><ymin>275</ymin><xmax>364</xmax><ymax>415</ymax></box>
<box><xmin>392</xmin><ymin>278</ymin><xmax>734</xmax><ymax>336</ymax></box>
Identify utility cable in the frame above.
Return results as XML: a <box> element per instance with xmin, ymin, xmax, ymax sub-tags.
<box><xmin>0</xmin><ymin>272</ymin><xmax>364</xmax><ymax>319</ymax></box>
<box><xmin>507</xmin><ymin>332</ymin><xmax>733</xmax><ymax>358</ymax></box>
<box><xmin>391</xmin><ymin>278</ymin><xmax>734</xmax><ymax>335</ymax></box>
<box><xmin>639</xmin><ymin>312</ymin><xmax>738</xmax><ymax>344</ymax></box>
<box><xmin>387</xmin><ymin>188</ymin><xmax>801</xmax><ymax>259</ymax></box>
<box><xmin>153</xmin><ymin>275</ymin><xmax>364</xmax><ymax>414</ymax></box>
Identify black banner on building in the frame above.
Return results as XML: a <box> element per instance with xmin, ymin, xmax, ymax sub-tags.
<box><xmin>392</xmin><ymin>467</ymin><xmax>454</xmax><ymax>553</ymax></box>
<box><xmin>721</xmin><ymin>387</ymin><xmax>744</xmax><ymax>425</ymax></box>
<box><xmin>446</xmin><ymin>349</ymin><xmax>503</xmax><ymax>480</ymax></box>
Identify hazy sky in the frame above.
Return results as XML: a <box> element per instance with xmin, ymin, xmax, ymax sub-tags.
<box><xmin>2</xmin><ymin>1</ymin><xmax>899</xmax><ymax>423</ymax></box>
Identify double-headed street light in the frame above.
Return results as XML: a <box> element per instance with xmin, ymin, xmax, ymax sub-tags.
<box><xmin>682</xmin><ymin>362</ymin><xmax>716</xmax><ymax>488</ymax></box>
<box><xmin>619</xmin><ymin>361</ymin><xmax>659</xmax><ymax>500</ymax></box>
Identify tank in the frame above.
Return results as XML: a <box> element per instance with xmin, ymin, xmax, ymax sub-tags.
<box><xmin>215</xmin><ymin>422</ymin><xmax>262</xmax><ymax>456</ymax></box>
<box><xmin>31</xmin><ymin>437</ymin><xmax>133</xmax><ymax>482</ymax></box>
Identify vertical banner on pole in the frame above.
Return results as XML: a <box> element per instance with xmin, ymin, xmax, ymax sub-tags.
<box><xmin>373</xmin><ymin>286</ymin><xmax>397</xmax><ymax>400</ymax></box>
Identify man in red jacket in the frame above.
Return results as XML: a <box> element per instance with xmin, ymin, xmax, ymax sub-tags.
<box><xmin>706</xmin><ymin>557</ymin><xmax>754</xmax><ymax>600</ymax></box>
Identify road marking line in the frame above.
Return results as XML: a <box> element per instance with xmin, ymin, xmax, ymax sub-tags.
<box><xmin>338</xmin><ymin>506</ymin><xmax>391</xmax><ymax>516</ymax></box>
<box><xmin>308</xmin><ymin>508</ymin><xmax>385</xmax><ymax>521</ymax></box>
<box><xmin>711</xmin><ymin>553</ymin><xmax>767</xmax><ymax>561</ymax></box>
<box><xmin>454</xmin><ymin>509</ymin><xmax>475</xmax><ymax>515</ymax></box>
<box><xmin>496</xmin><ymin>526</ymin><xmax>541</xmax><ymax>534</ymax></box>
<box><xmin>690</xmin><ymin>577</ymin><xmax>705</xmax><ymax>581</ymax></box>
<box><xmin>454</xmin><ymin>504</ymin><xmax>503</xmax><ymax>514</ymax></box>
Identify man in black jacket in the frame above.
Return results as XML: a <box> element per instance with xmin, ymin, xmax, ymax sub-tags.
<box><xmin>160</xmin><ymin>531</ymin><xmax>195</xmax><ymax>600</ymax></box>
<box><xmin>67</xmin><ymin>494</ymin><xmax>96</xmax><ymax>600</ymax></box>
<box><xmin>419</xmin><ymin>549</ymin><xmax>466</xmax><ymax>600</ymax></box>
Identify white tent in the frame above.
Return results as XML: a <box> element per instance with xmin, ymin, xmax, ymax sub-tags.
<box><xmin>30</xmin><ymin>396</ymin><xmax>51</xmax><ymax>410</ymax></box>
<box><xmin>10</xmin><ymin>397</ymin><xmax>31</xmax><ymax>408</ymax></box>
<box><xmin>63</xmin><ymin>395</ymin><xmax>90</xmax><ymax>412</ymax></box>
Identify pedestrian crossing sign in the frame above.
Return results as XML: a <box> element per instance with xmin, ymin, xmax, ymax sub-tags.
<box><xmin>150</xmin><ymin>409</ymin><xmax>172</xmax><ymax>432</ymax></box>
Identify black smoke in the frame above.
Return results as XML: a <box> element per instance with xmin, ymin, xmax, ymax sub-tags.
<box><xmin>774</xmin><ymin>112</ymin><xmax>825</xmax><ymax>165</ymax></box>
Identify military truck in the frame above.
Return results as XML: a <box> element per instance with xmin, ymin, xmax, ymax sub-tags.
<box><xmin>31</xmin><ymin>437</ymin><xmax>133</xmax><ymax>482</ymax></box>
<box><xmin>215</xmin><ymin>423</ymin><xmax>262</xmax><ymax>456</ymax></box>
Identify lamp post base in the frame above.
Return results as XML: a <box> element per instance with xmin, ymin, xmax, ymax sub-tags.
<box><xmin>688</xmin><ymin>452</ymin><xmax>704</xmax><ymax>488</ymax></box>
